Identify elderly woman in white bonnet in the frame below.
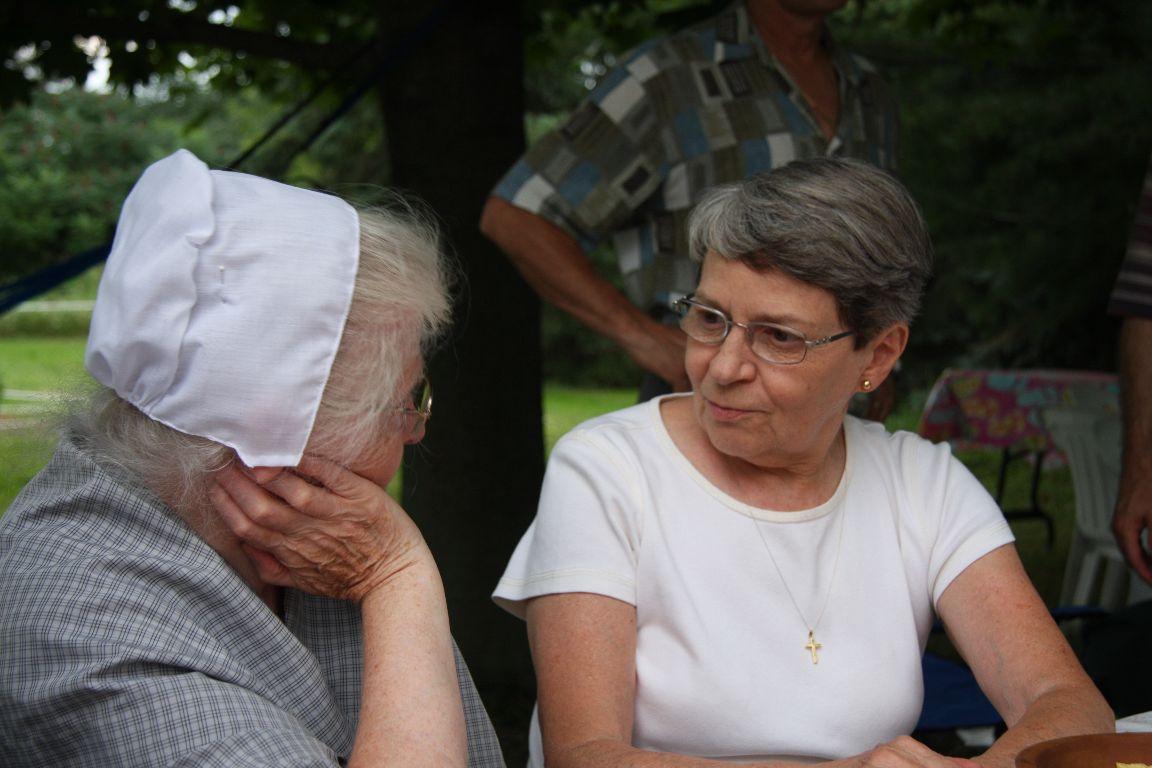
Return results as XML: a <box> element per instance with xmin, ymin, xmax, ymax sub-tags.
<box><xmin>0</xmin><ymin>150</ymin><xmax>505</xmax><ymax>768</ymax></box>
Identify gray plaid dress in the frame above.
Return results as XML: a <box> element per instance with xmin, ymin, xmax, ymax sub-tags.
<box><xmin>0</xmin><ymin>437</ymin><xmax>505</xmax><ymax>767</ymax></box>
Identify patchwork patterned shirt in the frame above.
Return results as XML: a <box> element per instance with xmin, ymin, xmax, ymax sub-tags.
<box><xmin>0</xmin><ymin>436</ymin><xmax>506</xmax><ymax>768</ymax></box>
<box><xmin>492</xmin><ymin>1</ymin><xmax>899</xmax><ymax>312</ymax></box>
<box><xmin>1109</xmin><ymin>152</ymin><xmax>1152</xmax><ymax>318</ymax></box>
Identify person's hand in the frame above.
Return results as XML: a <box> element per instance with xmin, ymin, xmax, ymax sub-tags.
<box><xmin>208</xmin><ymin>456</ymin><xmax>430</xmax><ymax>603</ymax></box>
<box><xmin>826</xmin><ymin>736</ymin><xmax>980</xmax><ymax>767</ymax></box>
<box><xmin>1113</xmin><ymin>471</ymin><xmax>1152</xmax><ymax>584</ymax></box>
<box><xmin>624</xmin><ymin>319</ymin><xmax>690</xmax><ymax>391</ymax></box>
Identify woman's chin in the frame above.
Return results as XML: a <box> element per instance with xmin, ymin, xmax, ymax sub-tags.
<box><xmin>701</xmin><ymin>424</ymin><xmax>765</xmax><ymax>462</ymax></box>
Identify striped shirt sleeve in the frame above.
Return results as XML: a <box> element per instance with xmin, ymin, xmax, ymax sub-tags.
<box><xmin>1109</xmin><ymin>152</ymin><xmax>1152</xmax><ymax>318</ymax></box>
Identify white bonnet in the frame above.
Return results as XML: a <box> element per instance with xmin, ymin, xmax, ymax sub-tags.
<box><xmin>85</xmin><ymin>149</ymin><xmax>360</xmax><ymax>467</ymax></box>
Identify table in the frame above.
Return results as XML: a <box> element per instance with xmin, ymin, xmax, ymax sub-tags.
<box><xmin>917</xmin><ymin>369</ymin><xmax>1120</xmax><ymax>546</ymax></box>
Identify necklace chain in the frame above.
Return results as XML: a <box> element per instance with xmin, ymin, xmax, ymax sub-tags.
<box><xmin>752</xmin><ymin>507</ymin><xmax>847</xmax><ymax>665</ymax></box>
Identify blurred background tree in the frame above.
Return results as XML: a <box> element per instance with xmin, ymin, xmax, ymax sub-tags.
<box><xmin>836</xmin><ymin>0</ymin><xmax>1152</xmax><ymax>388</ymax></box>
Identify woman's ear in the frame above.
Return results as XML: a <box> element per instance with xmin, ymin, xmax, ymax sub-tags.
<box><xmin>859</xmin><ymin>324</ymin><xmax>908</xmax><ymax>392</ymax></box>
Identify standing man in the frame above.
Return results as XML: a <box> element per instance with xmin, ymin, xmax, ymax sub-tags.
<box><xmin>481</xmin><ymin>0</ymin><xmax>898</xmax><ymax>398</ymax></box>
<box><xmin>1080</xmin><ymin>152</ymin><xmax>1152</xmax><ymax>715</ymax></box>
<box><xmin>1110</xmin><ymin>151</ymin><xmax>1152</xmax><ymax>587</ymax></box>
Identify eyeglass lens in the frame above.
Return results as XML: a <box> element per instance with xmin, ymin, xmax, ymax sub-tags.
<box><xmin>410</xmin><ymin>380</ymin><xmax>432</xmax><ymax>415</ymax></box>
<box><xmin>678</xmin><ymin>302</ymin><xmax>809</xmax><ymax>364</ymax></box>
<box><xmin>394</xmin><ymin>380</ymin><xmax>432</xmax><ymax>441</ymax></box>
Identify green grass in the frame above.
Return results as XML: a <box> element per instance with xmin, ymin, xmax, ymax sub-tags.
<box><xmin>543</xmin><ymin>385</ymin><xmax>636</xmax><ymax>452</ymax></box>
<box><xmin>0</xmin><ymin>426</ymin><xmax>58</xmax><ymax>511</ymax></box>
<box><xmin>0</xmin><ymin>311</ymin><xmax>91</xmax><ymax>338</ymax></box>
<box><xmin>0</xmin><ymin>338</ymin><xmax>88</xmax><ymax>507</ymax></box>
<box><xmin>0</xmin><ymin>265</ymin><xmax>100</xmax><ymax>338</ymax></box>
<box><xmin>0</xmin><ymin>337</ymin><xmax>89</xmax><ymax>393</ymax></box>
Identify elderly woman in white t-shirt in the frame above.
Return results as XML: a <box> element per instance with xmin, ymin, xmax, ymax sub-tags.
<box><xmin>493</xmin><ymin>158</ymin><xmax>1112</xmax><ymax>767</ymax></box>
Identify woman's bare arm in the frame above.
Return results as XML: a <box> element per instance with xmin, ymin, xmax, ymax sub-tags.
<box><xmin>937</xmin><ymin>545</ymin><xmax>1114</xmax><ymax>768</ymax></box>
<box><xmin>527</xmin><ymin>593</ymin><xmax>972</xmax><ymax>768</ymax></box>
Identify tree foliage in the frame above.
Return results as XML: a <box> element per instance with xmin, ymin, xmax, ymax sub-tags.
<box><xmin>835</xmin><ymin>0</ymin><xmax>1152</xmax><ymax>385</ymax></box>
<box><xmin>523</xmin><ymin>1</ymin><xmax>713</xmax><ymax>113</ymax></box>
<box><xmin>0</xmin><ymin>85</ymin><xmax>303</xmax><ymax>283</ymax></box>
<box><xmin>0</xmin><ymin>89</ymin><xmax>156</xmax><ymax>280</ymax></box>
<box><xmin>3</xmin><ymin>0</ymin><xmax>373</xmax><ymax>103</ymax></box>
<box><xmin>4</xmin><ymin>0</ymin><xmax>1151</xmax><ymax>384</ymax></box>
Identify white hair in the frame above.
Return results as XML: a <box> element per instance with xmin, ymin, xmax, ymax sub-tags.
<box><xmin>307</xmin><ymin>204</ymin><xmax>452</xmax><ymax>461</ymax></box>
<box><xmin>69</xmin><ymin>200</ymin><xmax>453</xmax><ymax>514</ymax></box>
<box><xmin>689</xmin><ymin>157</ymin><xmax>933</xmax><ymax>344</ymax></box>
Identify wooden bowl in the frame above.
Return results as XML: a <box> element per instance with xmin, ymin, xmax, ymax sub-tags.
<box><xmin>1016</xmin><ymin>733</ymin><xmax>1152</xmax><ymax>767</ymax></box>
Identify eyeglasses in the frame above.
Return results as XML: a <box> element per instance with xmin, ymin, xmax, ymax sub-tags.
<box><xmin>673</xmin><ymin>296</ymin><xmax>854</xmax><ymax>365</ymax></box>
<box><xmin>395</xmin><ymin>379</ymin><xmax>432</xmax><ymax>440</ymax></box>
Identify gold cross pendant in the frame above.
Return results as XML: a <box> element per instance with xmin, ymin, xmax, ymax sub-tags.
<box><xmin>805</xmin><ymin>630</ymin><xmax>822</xmax><ymax>665</ymax></box>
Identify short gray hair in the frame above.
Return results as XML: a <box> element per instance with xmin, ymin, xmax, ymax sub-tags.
<box><xmin>688</xmin><ymin>157</ymin><xmax>932</xmax><ymax>345</ymax></box>
<box><xmin>69</xmin><ymin>199</ymin><xmax>452</xmax><ymax>514</ymax></box>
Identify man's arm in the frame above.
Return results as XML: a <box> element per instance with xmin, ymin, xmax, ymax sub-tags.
<box><xmin>1114</xmin><ymin>314</ymin><xmax>1152</xmax><ymax>583</ymax></box>
<box><xmin>480</xmin><ymin>196</ymin><xmax>689</xmax><ymax>390</ymax></box>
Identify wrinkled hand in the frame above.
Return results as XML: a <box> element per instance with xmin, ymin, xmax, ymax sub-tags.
<box><xmin>830</xmin><ymin>736</ymin><xmax>980</xmax><ymax>767</ymax></box>
<box><xmin>1113</xmin><ymin>471</ymin><xmax>1152</xmax><ymax>584</ymax></box>
<box><xmin>625</xmin><ymin>319</ymin><xmax>690</xmax><ymax>392</ymax></box>
<box><xmin>209</xmin><ymin>456</ymin><xmax>429</xmax><ymax>603</ymax></box>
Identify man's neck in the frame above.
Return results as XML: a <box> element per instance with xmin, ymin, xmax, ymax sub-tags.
<box><xmin>746</xmin><ymin>0</ymin><xmax>841</xmax><ymax>140</ymax></box>
<box><xmin>747</xmin><ymin>0</ymin><xmax>827</xmax><ymax>63</ymax></box>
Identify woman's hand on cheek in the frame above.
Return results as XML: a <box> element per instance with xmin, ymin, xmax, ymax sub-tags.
<box><xmin>208</xmin><ymin>455</ymin><xmax>430</xmax><ymax>603</ymax></box>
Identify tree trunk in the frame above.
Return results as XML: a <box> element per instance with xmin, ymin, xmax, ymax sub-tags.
<box><xmin>379</xmin><ymin>1</ymin><xmax>538</xmax><ymax>762</ymax></box>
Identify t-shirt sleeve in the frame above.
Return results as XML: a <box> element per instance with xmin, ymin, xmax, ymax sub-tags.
<box><xmin>1108</xmin><ymin>151</ymin><xmax>1152</xmax><ymax>318</ymax></box>
<box><xmin>490</xmin><ymin>60</ymin><xmax>667</xmax><ymax>253</ymax></box>
<box><xmin>904</xmin><ymin>437</ymin><xmax>1016</xmax><ymax>606</ymax></box>
<box><xmin>493</xmin><ymin>429</ymin><xmax>644</xmax><ymax>619</ymax></box>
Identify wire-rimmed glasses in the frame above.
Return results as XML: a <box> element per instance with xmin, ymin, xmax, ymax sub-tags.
<box><xmin>673</xmin><ymin>296</ymin><xmax>854</xmax><ymax>365</ymax></box>
<box><xmin>395</xmin><ymin>379</ymin><xmax>433</xmax><ymax>441</ymax></box>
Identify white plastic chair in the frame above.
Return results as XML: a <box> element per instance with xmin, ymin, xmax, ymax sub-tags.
<box><xmin>1043</xmin><ymin>405</ymin><xmax>1140</xmax><ymax>610</ymax></box>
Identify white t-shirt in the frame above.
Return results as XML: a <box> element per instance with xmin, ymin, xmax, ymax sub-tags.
<box><xmin>494</xmin><ymin>395</ymin><xmax>1014</xmax><ymax>764</ymax></box>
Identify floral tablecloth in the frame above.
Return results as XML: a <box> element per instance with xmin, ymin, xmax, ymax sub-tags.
<box><xmin>917</xmin><ymin>369</ymin><xmax>1120</xmax><ymax>455</ymax></box>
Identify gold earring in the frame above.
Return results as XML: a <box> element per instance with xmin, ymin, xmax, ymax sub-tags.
<box><xmin>862</xmin><ymin>379</ymin><xmax>872</xmax><ymax>390</ymax></box>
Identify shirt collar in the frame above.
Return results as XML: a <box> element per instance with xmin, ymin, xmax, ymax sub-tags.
<box><xmin>725</xmin><ymin>0</ymin><xmax>863</xmax><ymax>87</ymax></box>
